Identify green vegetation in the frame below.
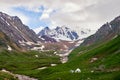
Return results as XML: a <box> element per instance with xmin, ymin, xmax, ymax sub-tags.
<box><xmin>0</xmin><ymin>71</ymin><xmax>18</xmax><ymax>80</ymax></box>
<box><xmin>0</xmin><ymin>50</ymin><xmax>60</xmax><ymax>78</ymax></box>
<box><xmin>0</xmin><ymin>35</ymin><xmax>120</xmax><ymax>80</ymax></box>
<box><xmin>32</xmin><ymin>35</ymin><xmax>120</xmax><ymax>80</ymax></box>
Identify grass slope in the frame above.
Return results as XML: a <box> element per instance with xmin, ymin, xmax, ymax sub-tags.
<box><xmin>34</xmin><ymin>35</ymin><xmax>120</xmax><ymax>80</ymax></box>
<box><xmin>0</xmin><ymin>50</ymin><xmax>60</xmax><ymax>78</ymax></box>
<box><xmin>0</xmin><ymin>35</ymin><xmax>120</xmax><ymax>80</ymax></box>
<box><xmin>0</xmin><ymin>71</ymin><xmax>18</xmax><ymax>80</ymax></box>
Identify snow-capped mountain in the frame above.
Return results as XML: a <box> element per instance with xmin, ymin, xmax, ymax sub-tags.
<box><xmin>38</xmin><ymin>26</ymin><xmax>79</xmax><ymax>41</ymax></box>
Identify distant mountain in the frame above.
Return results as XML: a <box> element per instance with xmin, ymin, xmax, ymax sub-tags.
<box><xmin>81</xmin><ymin>15</ymin><xmax>120</xmax><ymax>46</ymax></box>
<box><xmin>0</xmin><ymin>12</ymin><xmax>41</xmax><ymax>50</ymax></box>
<box><xmin>38</xmin><ymin>26</ymin><xmax>79</xmax><ymax>41</ymax></box>
<box><xmin>37</xmin><ymin>26</ymin><xmax>95</xmax><ymax>42</ymax></box>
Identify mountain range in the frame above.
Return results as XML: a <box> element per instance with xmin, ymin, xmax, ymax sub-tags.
<box><xmin>38</xmin><ymin>26</ymin><xmax>79</xmax><ymax>41</ymax></box>
<box><xmin>37</xmin><ymin>26</ymin><xmax>94</xmax><ymax>42</ymax></box>
<box><xmin>1</xmin><ymin>11</ymin><xmax>120</xmax><ymax>52</ymax></box>
<box><xmin>0</xmin><ymin>12</ymin><xmax>120</xmax><ymax>80</ymax></box>
<box><xmin>0</xmin><ymin>12</ymin><xmax>89</xmax><ymax>51</ymax></box>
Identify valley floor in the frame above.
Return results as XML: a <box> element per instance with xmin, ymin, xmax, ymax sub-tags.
<box><xmin>0</xmin><ymin>36</ymin><xmax>120</xmax><ymax>80</ymax></box>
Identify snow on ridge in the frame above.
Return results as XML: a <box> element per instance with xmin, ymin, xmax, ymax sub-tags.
<box><xmin>1</xmin><ymin>17</ymin><xmax>5</xmax><ymax>21</ymax></box>
<box><xmin>5</xmin><ymin>21</ymin><xmax>10</xmax><ymax>26</ymax></box>
<box><xmin>38</xmin><ymin>26</ymin><xmax>79</xmax><ymax>41</ymax></box>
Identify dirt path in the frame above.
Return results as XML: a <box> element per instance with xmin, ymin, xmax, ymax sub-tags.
<box><xmin>16</xmin><ymin>74</ymin><xmax>38</xmax><ymax>80</ymax></box>
<box><xmin>1</xmin><ymin>69</ymin><xmax>38</xmax><ymax>80</ymax></box>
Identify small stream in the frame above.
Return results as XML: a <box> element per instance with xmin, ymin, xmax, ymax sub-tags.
<box><xmin>59</xmin><ymin>49</ymin><xmax>73</xmax><ymax>63</ymax></box>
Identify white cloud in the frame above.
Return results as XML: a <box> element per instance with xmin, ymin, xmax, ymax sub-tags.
<box><xmin>33</xmin><ymin>26</ymin><xmax>44</xmax><ymax>34</ymax></box>
<box><xmin>0</xmin><ymin>0</ymin><xmax>120</xmax><ymax>31</ymax></box>
<box><xmin>40</xmin><ymin>13</ymin><xmax>50</xmax><ymax>20</ymax></box>
<box><xmin>49</xmin><ymin>21</ymin><xmax>58</xmax><ymax>29</ymax></box>
<box><xmin>0</xmin><ymin>5</ymin><xmax>29</xmax><ymax>25</ymax></box>
<box><xmin>62</xmin><ymin>2</ymin><xmax>80</xmax><ymax>13</ymax></box>
<box><xmin>39</xmin><ymin>8</ymin><xmax>53</xmax><ymax>20</ymax></box>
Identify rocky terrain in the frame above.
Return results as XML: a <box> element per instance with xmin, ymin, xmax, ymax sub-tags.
<box><xmin>0</xmin><ymin>12</ymin><xmax>41</xmax><ymax>50</ymax></box>
<box><xmin>81</xmin><ymin>16</ymin><xmax>120</xmax><ymax>46</ymax></box>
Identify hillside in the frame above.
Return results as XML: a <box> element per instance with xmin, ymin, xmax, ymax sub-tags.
<box><xmin>31</xmin><ymin>35</ymin><xmax>120</xmax><ymax>80</ymax></box>
<box><xmin>0</xmin><ymin>71</ymin><xmax>17</xmax><ymax>80</ymax></box>
<box><xmin>0</xmin><ymin>12</ymin><xmax>42</xmax><ymax>51</ymax></box>
<box><xmin>0</xmin><ymin>50</ymin><xmax>61</xmax><ymax>79</ymax></box>
<box><xmin>81</xmin><ymin>16</ymin><xmax>120</xmax><ymax>46</ymax></box>
<box><xmin>0</xmin><ymin>31</ymin><xmax>21</xmax><ymax>51</ymax></box>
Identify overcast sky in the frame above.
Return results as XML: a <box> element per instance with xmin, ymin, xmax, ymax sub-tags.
<box><xmin>0</xmin><ymin>0</ymin><xmax>120</xmax><ymax>32</ymax></box>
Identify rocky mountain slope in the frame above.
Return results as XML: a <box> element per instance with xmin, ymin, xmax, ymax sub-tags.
<box><xmin>81</xmin><ymin>16</ymin><xmax>120</xmax><ymax>46</ymax></box>
<box><xmin>0</xmin><ymin>12</ymin><xmax>42</xmax><ymax>50</ymax></box>
<box><xmin>0</xmin><ymin>30</ymin><xmax>21</xmax><ymax>51</ymax></box>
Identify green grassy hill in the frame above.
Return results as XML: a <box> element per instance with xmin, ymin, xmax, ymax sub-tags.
<box><xmin>0</xmin><ymin>35</ymin><xmax>120</xmax><ymax>80</ymax></box>
<box><xmin>0</xmin><ymin>50</ymin><xmax>60</xmax><ymax>78</ymax></box>
<box><xmin>0</xmin><ymin>71</ymin><xmax>18</xmax><ymax>80</ymax></box>
<box><xmin>34</xmin><ymin>35</ymin><xmax>120</xmax><ymax>80</ymax></box>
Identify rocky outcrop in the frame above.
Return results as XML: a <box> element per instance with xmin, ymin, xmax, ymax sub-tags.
<box><xmin>81</xmin><ymin>16</ymin><xmax>120</xmax><ymax>46</ymax></box>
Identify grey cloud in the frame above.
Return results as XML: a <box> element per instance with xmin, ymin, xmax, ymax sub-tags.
<box><xmin>0</xmin><ymin>0</ymin><xmax>120</xmax><ymax>30</ymax></box>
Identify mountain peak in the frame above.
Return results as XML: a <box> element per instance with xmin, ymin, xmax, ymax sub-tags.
<box><xmin>38</xmin><ymin>26</ymin><xmax>79</xmax><ymax>41</ymax></box>
<box><xmin>61</xmin><ymin>26</ymin><xmax>69</xmax><ymax>29</ymax></box>
<box><xmin>44</xmin><ymin>27</ymin><xmax>50</xmax><ymax>30</ymax></box>
<box><xmin>81</xmin><ymin>15</ymin><xmax>120</xmax><ymax>46</ymax></box>
<box><xmin>55</xmin><ymin>26</ymin><xmax>61</xmax><ymax>30</ymax></box>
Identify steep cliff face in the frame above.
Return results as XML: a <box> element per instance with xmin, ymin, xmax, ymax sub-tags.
<box><xmin>0</xmin><ymin>12</ymin><xmax>40</xmax><ymax>44</ymax></box>
<box><xmin>81</xmin><ymin>16</ymin><xmax>120</xmax><ymax>46</ymax></box>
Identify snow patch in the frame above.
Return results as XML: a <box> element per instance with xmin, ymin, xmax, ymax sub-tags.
<box><xmin>7</xmin><ymin>45</ymin><xmax>12</xmax><ymax>51</ymax></box>
<box><xmin>51</xmin><ymin>64</ymin><xmax>57</xmax><ymax>66</ymax></box>
<box><xmin>64</xmin><ymin>45</ymin><xmax>68</xmax><ymax>49</ymax></box>
<box><xmin>5</xmin><ymin>21</ymin><xmax>10</xmax><ymax>26</ymax></box>
<box><xmin>35</xmin><ymin>55</ymin><xmax>38</xmax><ymax>58</ymax></box>
<box><xmin>19</xmin><ymin>40</ymin><xmax>36</xmax><ymax>46</ymax></box>
<box><xmin>68</xmin><ymin>41</ymin><xmax>74</xmax><ymax>43</ymax></box>
<box><xmin>75</xmin><ymin>40</ymin><xmax>84</xmax><ymax>47</ymax></box>
<box><xmin>108</xmin><ymin>23</ymin><xmax>112</xmax><ymax>30</ymax></box>
<box><xmin>54</xmin><ymin>52</ymin><xmax>57</xmax><ymax>54</ymax></box>
<box><xmin>26</xmin><ymin>41</ymin><xmax>34</xmax><ymax>45</ymax></box>
<box><xmin>37</xmin><ymin>67</ymin><xmax>47</xmax><ymax>70</ymax></box>
<box><xmin>41</xmin><ymin>37</ymin><xmax>45</xmax><ymax>40</ymax></box>
<box><xmin>1</xmin><ymin>17</ymin><xmax>5</xmax><ymax>21</ymax></box>
<box><xmin>31</xmin><ymin>45</ymin><xmax>45</xmax><ymax>51</ymax></box>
